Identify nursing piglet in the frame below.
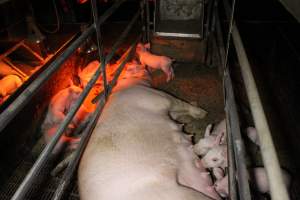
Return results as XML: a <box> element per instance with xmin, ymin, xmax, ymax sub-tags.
<box><xmin>201</xmin><ymin>144</ymin><xmax>228</xmax><ymax>169</ymax></box>
<box><xmin>194</xmin><ymin>119</ymin><xmax>226</xmax><ymax>156</ymax></box>
<box><xmin>214</xmin><ymin>174</ymin><xmax>229</xmax><ymax>198</ymax></box>
<box><xmin>136</xmin><ymin>43</ymin><xmax>174</xmax><ymax>82</ymax></box>
<box><xmin>0</xmin><ymin>75</ymin><xmax>22</xmax><ymax>97</ymax></box>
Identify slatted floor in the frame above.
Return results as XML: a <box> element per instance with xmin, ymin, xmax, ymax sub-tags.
<box><xmin>0</xmin><ymin>140</ymin><xmax>80</xmax><ymax>200</ymax></box>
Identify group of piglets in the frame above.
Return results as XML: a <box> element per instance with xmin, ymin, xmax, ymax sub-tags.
<box><xmin>42</xmin><ymin>42</ymin><xmax>174</xmax><ymax>157</ymax></box>
<box><xmin>193</xmin><ymin>120</ymin><xmax>291</xmax><ymax>198</ymax></box>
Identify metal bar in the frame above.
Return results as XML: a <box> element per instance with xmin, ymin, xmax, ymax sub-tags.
<box><xmin>0</xmin><ymin>0</ymin><xmax>126</xmax><ymax>133</ymax></box>
<box><xmin>0</xmin><ymin>26</ymin><xmax>93</xmax><ymax>134</ymax></box>
<box><xmin>91</xmin><ymin>0</ymin><xmax>108</xmax><ymax>99</ymax></box>
<box><xmin>10</xmin><ymin>2</ymin><xmax>130</xmax><ymax>199</ymax></box>
<box><xmin>223</xmin><ymin>1</ymin><xmax>290</xmax><ymax>199</ymax></box>
<box><xmin>225</xmin><ymin>115</ymin><xmax>238</xmax><ymax>200</ymax></box>
<box><xmin>214</xmin><ymin>6</ymin><xmax>239</xmax><ymax>199</ymax></box>
<box><xmin>51</xmin><ymin>42</ymin><xmax>138</xmax><ymax>200</ymax></box>
<box><xmin>224</xmin><ymin>69</ymin><xmax>251</xmax><ymax>200</ymax></box>
<box><xmin>21</xmin><ymin>42</ymin><xmax>45</xmax><ymax>62</ymax></box>
<box><xmin>51</xmin><ymin>95</ymin><xmax>106</xmax><ymax>200</ymax></box>
<box><xmin>2</xmin><ymin>58</ymin><xmax>29</xmax><ymax>79</ymax></box>
<box><xmin>104</xmin><ymin>10</ymin><xmax>141</xmax><ymax>65</ymax></box>
<box><xmin>96</xmin><ymin>0</ymin><xmax>127</xmax><ymax>28</ymax></box>
<box><xmin>93</xmin><ymin>9</ymin><xmax>140</xmax><ymax>102</ymax></box>
<box><xmin>11</xmin><ymin>43</ymin><xmax>105</xmax><ymax>200</ymax></box>
<box><xmin>145</xmin><ymin>0</ymin><xmax>150</xmax><ymax>42</ymax></box>
<box><xmin>0</xmin><ymin>40</ymin><xmax>24</xmax><ymax>61</ymax></box>
<box><xmin>140</xmin><ymin>0</ymin><xmax>146</xmax><ymax>42</ymax></box>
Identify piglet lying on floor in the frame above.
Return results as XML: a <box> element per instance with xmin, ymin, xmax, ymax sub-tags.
<box><xmin>0</xmin><ymin>74</ymin><xmax>22</xmax><ymax>97</ymax></box>
<box><xmin>78</xmin><ymin>46</ymin><xmax>221</xmax><ymax>200</ymax></box>
<box><xmin>41</xmin><ymin>85</ymin><xmax>91</xmax><ymax>155</ymax></box>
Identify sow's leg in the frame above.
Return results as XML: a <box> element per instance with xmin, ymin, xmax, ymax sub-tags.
<box><xmin>167</xmin><ymin>94</ymin><xmax>207</xmax><ymax>123</ymax></box>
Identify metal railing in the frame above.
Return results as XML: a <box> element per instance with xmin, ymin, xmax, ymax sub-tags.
<box><xmin>10</xmin><ymin>0</ymin><xmax>144</xmax><ymax>199</ymax></box>
<box><xmin>220</xmin><ymin>0</ymin><xmax>290</xmax><ymax>199</ymax></box>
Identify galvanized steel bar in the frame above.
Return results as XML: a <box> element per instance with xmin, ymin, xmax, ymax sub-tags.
<box><xmin>145</xmin><ymin>0</ymin><xmax>150</xmax><ymax>42</ymax></box>
<box><xmin>51</xmin><ymin>95</ymin><xmax>106</xmax><ymax>200</ymax></box>
<box><xmin>223</xmin><ymin>0</ymin><xmax>290</xmax><ymax>199</ymax></box>
<box><xmin>224</xmin><ymin>69</ymin><xmax>251</xmax><ymax>200</ymax></box>
<box><xmin>11</xmin><ymin>47</ymin><xmax>103</xmax><ymax>200</ymax></box>
<box><xmin>0</xmin><ymin>26</ymin><xmax>94</xmax><ymax>134</ymax></box>
<box><xmin>104</xmin><ymin>10</ymin><xmax>141</xmax><ymax>65</ymax></box>
<box><xmin>10</xmin><ymin>2</ymin><xmax>128</xmax><ymax>199</ymax></box>
<box><xmin>51</xmin><ymin>42</ymin><xmax>138</xmax><ymax>200</ymax></box>
<box><xmin>0</xmin><ymin>0</ymin><xmax>125</xmax><ymax>133</ymax></box>
<box><xmin>140</xmin><ymin>0</ymin><xmax>146</xmax><ymax>42</ymax></box>
<box><xmin>215</xmin><ymin>7</ymin><xmax>239</xmax><ymax>199</ymax></box>
<box><xmin>91</xmin><ymin>0</ymin><xmax>108</xmax><ymax>99</ymax></box>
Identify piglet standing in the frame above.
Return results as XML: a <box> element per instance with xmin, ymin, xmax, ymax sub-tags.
<box><xmin>136</xmin><ymin>43</ymin><xmax>174</xmax><ymax>82</ymax></box>
<box><xmin>0</xmin><ymin>75</ymin><xmax>22</xmax><ymax>97</ymax></box>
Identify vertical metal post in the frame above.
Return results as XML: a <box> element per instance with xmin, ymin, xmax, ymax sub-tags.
<box><xmin>140</xmin><ymin>0</ymin><xmax>146</xmax><ymax>42</ymax></box>
<box><xmin>91</xmin><ymin>0</ymin><xmax>108</xmax><ymax>99</ymax></box>
<box><xmin>145</xmin><ymin>0</ymin><xmax>150</xmax><ymax>42</ymax></box>
<box><xmin>223</xmin><ymin>0</ymin><xmax>290</xmax><ymax>199</ymax></box>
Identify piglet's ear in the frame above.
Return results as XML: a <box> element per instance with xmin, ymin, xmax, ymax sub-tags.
<box><xmin>214</xmin><ymin>132</ymin><xmax>225</xmax><ymax>145</ymax></box>
<box><xmin>204</xmin><ymin>124</ymin><xmax>213</xmax><ymax>137</ymax></box>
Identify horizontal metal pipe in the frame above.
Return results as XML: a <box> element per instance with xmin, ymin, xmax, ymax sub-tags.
<box><xmin>10</xmin><ymin>2</ymin><xmax>128</xmax><ymax>199</ymax></box>
<box><xmin>52</xmin><ymin>95</ymin><xmax>106</xmax><ymax>200</ymax></box>
<box><xmin>0</xmin><ymin>0</ymin><xmax>126</xmax><ymax>133</ymax></box>
<box><xmin>0</xmin><ymin>26</ymin><xmax>94</xmax><ymax>134</ymax></box>
<box><xmin>223</xmin><ymin>1</ymin><xmax>290</xmax><ymax>199</ymax></box>
<box><xmin>92</xmin><ymin>0</ymin><xmax>108</xmax><ymax>99</ymax></box>
<box><xmin>104</xmin><ymin>10</ymin><xmax>141</xmax><ymax>65</ymax></box>
<box><xmin>52</xmin><ymin>42</ymin><xmax>138</xmax><ymax>200</ymax></box>
<box><xmin>92</xmin><ymin>9</ymin><xmax>140</xmax><ymax>102</ymax></box>
<box><xmin>11</xmin><ymin>47</ymin><xmax>104</xmax><ymax>200</ymax></box>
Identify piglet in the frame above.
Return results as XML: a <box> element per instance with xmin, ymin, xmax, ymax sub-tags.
<box><xmin>177</xmin><ymin>142</ymin><xmax>221</xmax><ymax>200</ymax></box>
<box><xmin>251</xmin><ymin>167</ymin><xmax>291</xmax><ymax>194</ymax></box>
<box><xmin>78</xmin><ymin>60</ymin><xmax>102</xmax><ymax>88</ymax></box>
<box><xmin>214</xmin><ymin>174</ymin><xmax>229</xmax><ymax>198</ymax></box>
<box><xmin>0</xmin><ymin>75</ymin><xmax>22</xmax><ymax>97</ymax></box>
<box><xmin>201</xmin><ymin>144</ymin><xmax>228</xmax><ymax>169</ymax></box>
<box><xmin>246</xmin><ymin>126</ymin><xmax>260</xmax><ymax>146</ymax></box>
<box><xmin>194</xmin><ymin>119</ymin><xmax>227</xmax><ymax>156</ymax></box>
<box><xmin>42</xmin><ymin>85</ymin><xmax>90</xmax><ymax>154</ymax></box>
<box><xmin>136</xmin><ymin>43</ymin><xmax>174</xmax><ymax>82</ymax></box>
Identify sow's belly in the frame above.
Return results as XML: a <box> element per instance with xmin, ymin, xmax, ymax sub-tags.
<box><xmin>78</xmin><ymin>85</ymin><xmax>217</xmax><ymax>200</ymax></box>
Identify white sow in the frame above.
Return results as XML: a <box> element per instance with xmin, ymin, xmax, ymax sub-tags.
<box><xmin>78</xmin><ymin>68</ymin><xmax>221</xmax><ymax>199</ymax></box>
